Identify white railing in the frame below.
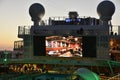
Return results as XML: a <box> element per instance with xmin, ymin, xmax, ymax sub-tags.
<box><xmin>18</xmin><ymin>26</ymin><xmax>31</xmax><ymax>35</ymax></box>
<box><xmin>112</xmin><ymin>25</ymin><xmax>119</xmax><ymax>35</ymax></box>
<box><xmin>108</xmin><ymin>73</ymin><xmax>120</xmax><ymax>80</ymax></box>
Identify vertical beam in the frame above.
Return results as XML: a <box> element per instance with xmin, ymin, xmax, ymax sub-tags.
<box><xmin>23</xmin><ymin>35</ymin><xmax>33</xmax><ymax>59</ymax></box>
<box><xmin>107</xmin><ymin>61</ymin><xmax>114</xmax><ymax>75</ymax></box>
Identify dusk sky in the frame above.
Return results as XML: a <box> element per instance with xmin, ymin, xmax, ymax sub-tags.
<box><xmin>0</xmin><ymin>0</ymin><xmax>120</xmax><ymax>50</ymax></box>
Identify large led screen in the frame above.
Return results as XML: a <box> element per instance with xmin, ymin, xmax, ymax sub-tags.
<box><xmin>46</xmin><ymin>36</ymin><xmax>83</xmax><ymax>57</ymax></box>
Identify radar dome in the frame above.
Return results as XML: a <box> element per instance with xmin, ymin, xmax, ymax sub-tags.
<box><xmin>29</xmin><ymin>3</ymin><xmax>45</xmax><ymax>22</ymax></box>
<box><xmin>97</xmin><ymin>0</ymin><xmax>115</xmax><ymax>21</ymax></box>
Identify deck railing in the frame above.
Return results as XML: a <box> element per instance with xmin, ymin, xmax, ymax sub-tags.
<box><xmin>108</xmin><ymin>73</ymin><xmax>120</xmax><ymax>80</ymax></box>
<box><xmin>18</xmin><ymin>26</ymin><xmax>31</xmax><ymax>35</ymax></box>
<box><xmin>18</xmin><ymin>25</ymin><xmax>120</xmax><ymax>36</ymax></box>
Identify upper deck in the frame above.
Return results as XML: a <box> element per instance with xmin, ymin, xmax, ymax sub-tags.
<box><xmin>18</xmin><ymin>25</ymin><xmax>119</xmax><ymax>38</ymax></box>
<box><xmin>17</xmin><ymin>14</ymin><xmax>120</xmax><ymax>38</ymax></box>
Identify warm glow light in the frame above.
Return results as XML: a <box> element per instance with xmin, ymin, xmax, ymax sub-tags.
<box><xmin>110</xmin><ymin>40</ymin><xmax>114</xmax><ymax>46</ymax></box>
<box><xmin>74</xmin><ymin>38</ymin><xmax>78</xmax><ymax>41</ymax></box>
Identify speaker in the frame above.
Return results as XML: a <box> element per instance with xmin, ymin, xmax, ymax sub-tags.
<box><xmin>33</xmin><ymin>36</ymin><xmax>46</xmax><ymax>56</ymax></box>
<box><xmin>82</xmin><ymin>36</ymin><xmax>96</xmax><ymax>57</ymax></box>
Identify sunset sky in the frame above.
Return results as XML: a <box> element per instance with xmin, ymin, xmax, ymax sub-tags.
<box><xmin>0</xmin><ymin>0</ymin><xmax>120</xmax><ymax>50</ymax></box>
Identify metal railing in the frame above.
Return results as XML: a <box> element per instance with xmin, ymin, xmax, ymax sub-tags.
<box><xmin>18</xmin><ymin>25</ymin><xmax>120</xmax><ymax>35</ymax></box>
<box><xmin>112</xmin><ymin>25</ymin><xmax>119</xmax><ymax>35</ymax></box>
<box><xmin>108</xmin><ymin>73</ymin><xmax>120</xmax><ymax>80</ymax></box>
<box><xmin>18</xmin><ymin>26</ymin><xmax>31</xmax><ymax>35</ymax></box>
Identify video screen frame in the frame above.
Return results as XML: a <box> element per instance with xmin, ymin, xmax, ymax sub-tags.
<box><xmin>46</xmin><ymin>36</ymin><xmax>83</xmax><ymax>57</ymax></box>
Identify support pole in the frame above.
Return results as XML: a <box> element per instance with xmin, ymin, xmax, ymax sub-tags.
<box><xmin>107</xmin><ymin>61</ymin><xmax>114</xmax><ymax>75</ymax></box>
